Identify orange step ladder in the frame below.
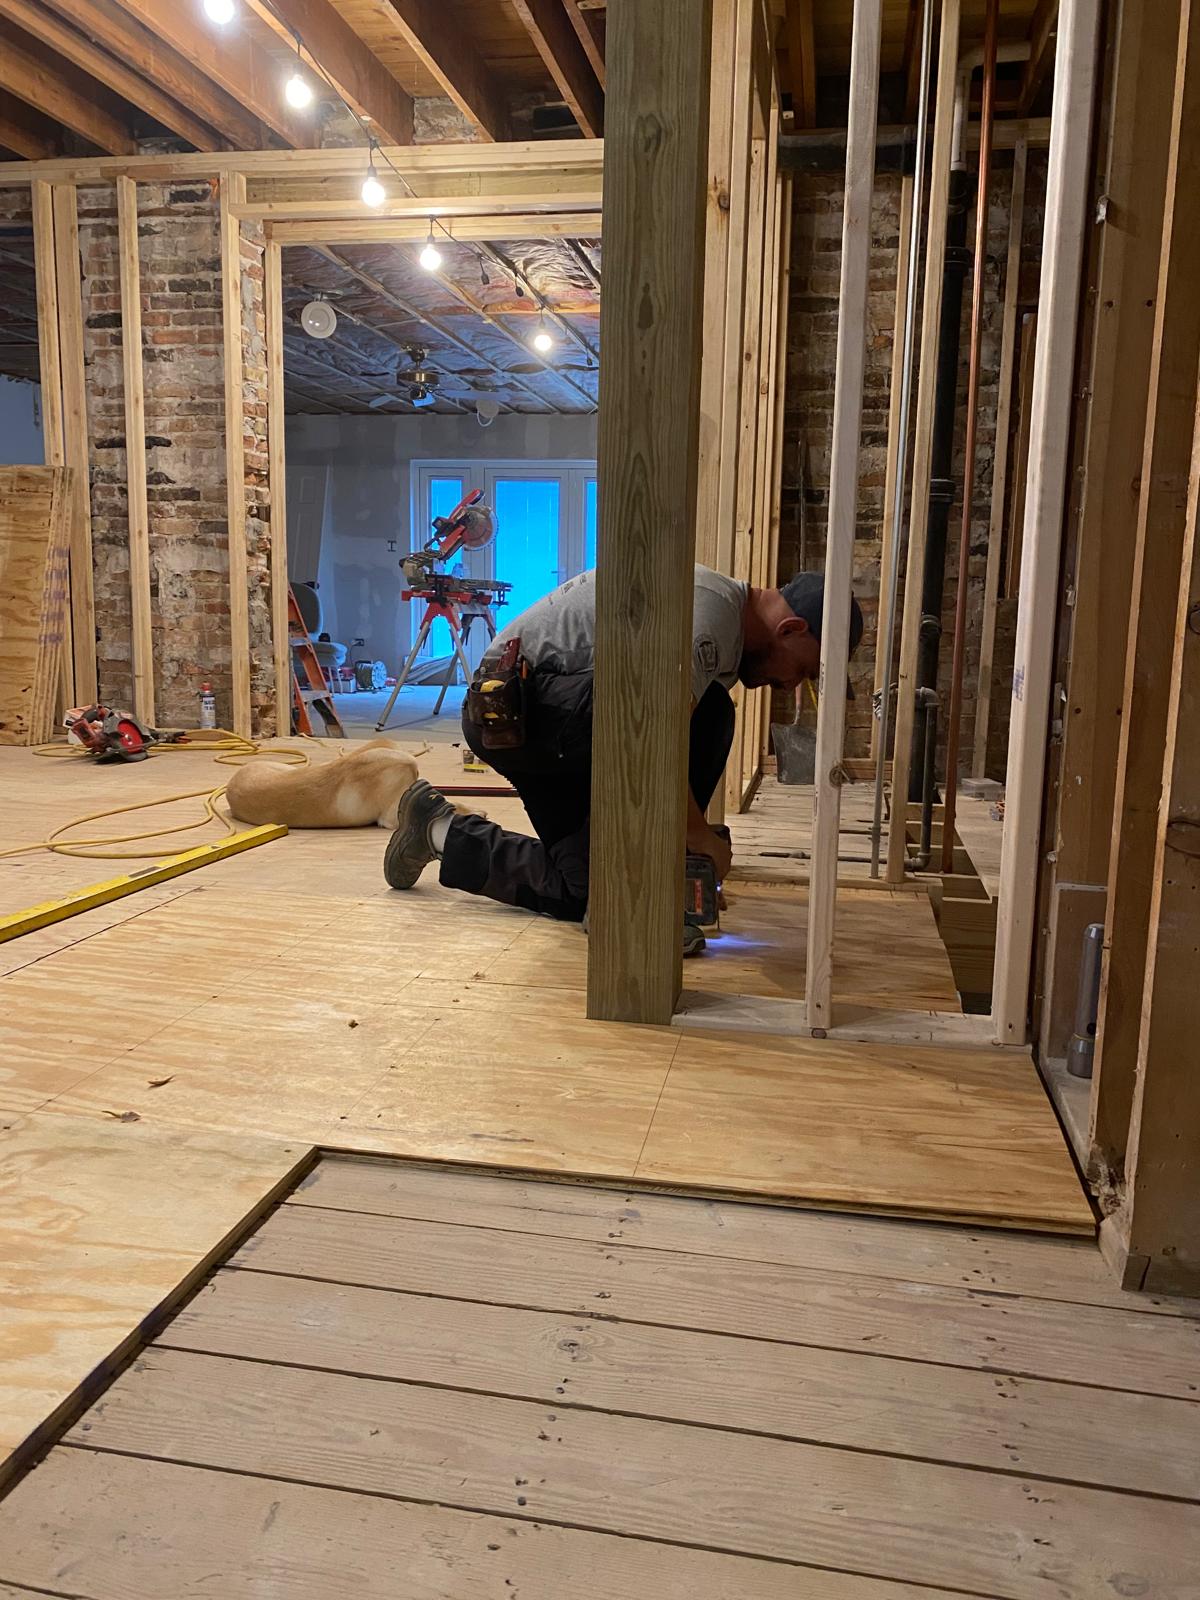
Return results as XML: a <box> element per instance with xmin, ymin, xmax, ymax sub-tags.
<box><xmin>288</xmin><ymin>586</ymin><xmax>344</xmax><ymax>737</ymax></box>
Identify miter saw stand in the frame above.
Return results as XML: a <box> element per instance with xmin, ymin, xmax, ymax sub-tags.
<box><xmin>375</xmin><ymin>489</ymin><xmax>511</xmax><ymax>731</ymax></box>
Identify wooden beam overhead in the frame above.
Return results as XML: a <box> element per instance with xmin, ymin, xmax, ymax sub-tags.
<box><xmin>37</xmin><ymin>0</ymin><xmax>264</xmax><ymax>149</ymax></box>
<box><xmin>241</xmin><ymin>0</ymin><xmax>414</xmax><ymax>146</ymax></box>
<box><xmin>103</xmin><ymin>0</ymin><xmax>319</xmax><ymax>147</ymax></box>
<box><xmin>563</xmin><ymin>0</ymin><xmax>606</xmax><ymax>89</ymax></box>
<box><xmin>1019</xmin><ymin>0</ymin><xmax>1059</xmax><ymax>114</ymax></box>
<box><xmin>382</xmin><ymin>0</ymin><xmax>512</xmax><ymax>141</ymax></box>
<box><xmin>0</xmin><ymin>16</ymin><xmax>134</xmax><ymax>154</ymax></box>
<box><xmin>785</xmin><ymin>0</ymin><xmax>817</xmax><ymax>127</ymax></box>
<box><xmin>0</xmin><ymin>0</ymin><xmax>225</xmax><ymax>152</ymax></box>
<box><xmin>0</xmin><ymin>87</ymin><xmax>57</xmax><ymax>159</ymax></box>
<box><xmin>511</xmin><ymin>0</ymin><xmax>605</xmax><ymax>138</ymax></box>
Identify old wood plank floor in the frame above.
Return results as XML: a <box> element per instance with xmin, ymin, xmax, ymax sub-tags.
<box><xmin>0</xmin><ymin>1154</ymin><xmax>1197</xmax><ymax>1600</ymax></box>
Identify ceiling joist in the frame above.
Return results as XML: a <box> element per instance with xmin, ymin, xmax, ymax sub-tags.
<box><xmin>0</xmin><ymin>86</ymin><xmax>58</xmax><ymax>158</ymax></box>
<box><xmin>241</xmin><ymin>0</ymin><xmax>415</xmax><ymax>145</ymax></box>
<box><xmin>0</xmin><ymin>16</ymin><xmax>134</xmax><ymax>154</ymax></box>
<box><xmin>381</xmin><ymin>0</ymin><xmax>512</xmax><ymax>141</ymax></box>
<box><xmin>0</xmin><ymin>0</ymin><xmax>226</xmax><ymax>151</ymax></box>
<box><xmin>101</xmin><ymin>0</ymin><xmax>318</xmax><ymax>146</ymax></box>
<box><xmin>510</xmin><ymin>0</ymin><xmax>604</xmax><ymax>137</ymax></box>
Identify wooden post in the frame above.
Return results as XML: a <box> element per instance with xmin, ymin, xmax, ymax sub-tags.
<box><xmin>871</xmin><ymin>171</ymin><xmax>915</xmax><ymax>764</ymax></box>
<box><xmin>264</xmin><ymin>238</ymin><xmax>290</xmax><ymax>736</ymax></box>
<box><xmin>1038</xmin><ymin>0</ymin><xmax>1178</xmax><ymax>1067</ymax></box>
<box><xmin>116</xmin><ymin>176</ymin><xmax>154</xmax><ymax>727</ymax></box>
<box><xmin>695</xmin><ymin>0</ymin><xmax>739</xmax><ymax>571</ymax></box>
<box><xmin>31</xmin><ymin>178</ymin><xmax>72</xmax><ymax>706</ymax></box>
<box><xmin>806</xmin><ymin>0</ymin><xmax>882</xmax><ymax>1033</ymax></box>
<box><xmin>761</xmin><ymin>169</ymin><xmax>794</xmax><ymax>769</ymax></box>
<box><xmin>52</xmin><ymin>183</ymin><xmax>97</xmax><ymax>705</ymax></box>
<box><xmin>991</xmin><ymin>0</ymin><xmax>1102</xmax><ymax>1044</ymax></box>
<box><xmin>885</xmin><ymin>0</ymin><xmax>961</xmax><ymax>883</ymax></box>
<box><xmin>723</xmin><ymin>112</ymin><xmax>768</xmax><ymax>817</ymax></box>
<box><xmin>972</xmin><ymin>138</ymin><xmax>1026</xmax><ymax>778</ymax></box>
<box><xmin>220</xmin><ymin>169</ymin><xmax>251</xmax><ymax>739</ymax></box>
<box><xmin>586</xmin><ymin>0</ymin><xmax>713</xmax><ymax>1026</ymax></box>
<box><xmin>1100</xmin><ymin>357</ymin><xmax>1200</xmax><ymax>1294</ymax></box>
<box><xmin>1091</xmin><ymin>0</ymin><xmax>1200</xmax><ymax>1175</ymax></box>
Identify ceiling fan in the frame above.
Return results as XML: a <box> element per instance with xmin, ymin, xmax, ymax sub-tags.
<box><xmin>365</xmin><ymin>346</ymin><xmax>442</xmax><ymax>409</ymax></box>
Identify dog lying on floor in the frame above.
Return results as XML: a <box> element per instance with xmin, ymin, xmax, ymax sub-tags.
<box><xmin>225</xmin><ymin>738</ymin><xmax>429</xmax><ymax>830</ymax></box>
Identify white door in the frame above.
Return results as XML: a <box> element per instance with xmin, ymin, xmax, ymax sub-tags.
<box><xmin>287</xmin><ymin>466</ymin><xmax>330</xmax><ymax>588</ymax></box>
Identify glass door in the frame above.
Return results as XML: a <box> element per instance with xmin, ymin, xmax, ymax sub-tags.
<box><xmin>484</xmin><ymin>471</ymin><xmax>563</xmax><ymax>634</ymax></box>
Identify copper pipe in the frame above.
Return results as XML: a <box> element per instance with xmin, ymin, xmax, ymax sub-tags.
<box><xmin>940</xmin><ymin>0</ymin><xmax>998</xmax><ymax>875</ymax></box>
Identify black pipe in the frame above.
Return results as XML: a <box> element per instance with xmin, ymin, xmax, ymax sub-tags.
<box><xmin>909</xmin><ymin>689</ymin><xmax>940</xmax><ymax>870</ymax></box>
<box><xmin>909</xmin><ymin>165</ymin><xmax>972</xmax><ymax>804</ymax></box>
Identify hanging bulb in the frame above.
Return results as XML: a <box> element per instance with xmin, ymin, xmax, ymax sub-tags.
<box><xmin>419</xmin><ymin>223</ymin><xmax>442</xmax><ymax>272</ymax></box>
<box><xmin>284</xmin><ymin>70</ymin><xmax>313</xmax><ymax>108</ymax></box>
<box><xmin>203</xmin><ymin>0</ymin><xmax>235</xmax><ymax>22</ymax></box>
<box><xmin>532</xmin><ymin>316</ymin><xmax>553</xmax><ymax>355</ymax></box>
<box><xmin>361</xmin><ymin>145</ymin><xmax>385</xmax><ymax>207</ymax></box>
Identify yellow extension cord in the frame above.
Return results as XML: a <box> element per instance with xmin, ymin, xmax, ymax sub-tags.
<box><xmin>0</xmin><ymin>733</ymin><xmax>312</xmax><ymax>865</ymax></box>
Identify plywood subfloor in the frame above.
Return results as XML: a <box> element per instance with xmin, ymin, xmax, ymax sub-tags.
<box><xmin>1</xmin><ymin>1155</ymin><xmax>1195</xmax><ymax>1600</ymax></box>
<box><xmin>0</xmin><ymin>744</ymin><xmax>1090</xmax><ymax>1482</ymax></box>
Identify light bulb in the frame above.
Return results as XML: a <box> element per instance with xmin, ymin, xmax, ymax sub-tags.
<box><xmin>419</xmin><ymin>239</ymin><xmax>443</xmax><ymax>272</ymax></box>
<box><xmin>361</xmin><ymin>168</ymin><xmax>385</xmax><ymax>207</ymax></box>
<box><xmin>203</xmin><ymin>0</ymin><xmax>235</xmax><ymax>22</ymax></box>
<box><xmin>532</xmin><ymin>329</ymin><xmax>553</xmax><ymax>354</ymax></box>
<box><xmin>284</xmin><ymin>72</ymin><xmax>313</xmax><ymax>109</ymax></box>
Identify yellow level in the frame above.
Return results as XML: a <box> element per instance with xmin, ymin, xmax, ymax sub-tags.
<box><xmin>0</xmin><ymin>824</ymin><xmax>287</xmax><ymax>944</ymax></box>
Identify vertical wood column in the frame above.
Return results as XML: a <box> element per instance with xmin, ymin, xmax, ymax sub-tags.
<box><xmin>870</xmin><ymin>171</ymin><xmax>914</xmax><ymax>765</ymax></box>
<box><xmin>1037</xmin><ymin>0</ymin><xmax>1178</xmax><ymax>1067</ymax></box>
<box><xmin>805</xmin><ymin>0</ymin><xmax>882</xmax><ymax>1033</ymax></box>
<box><xmin>586</xmin><ymin>0</ymin><xmax>714</xmax><ymax>1026</ymax></box>
<box><xmin>885</xmin><ymin>0</ymin><xmax>961</xmax><ymax>883</ymax></box>
<box><xmin>220</xmin><ymin>169</ymin><xmax>251</xmax><ymax>739</ymax></box>
<box><xmin>695</xmin><ymin>0</ymin><xmax>740</xmax><ymax>572</ymax></box>
<box><xmin>52</xmin><ymin>183</ymin><xmax>97</xmax><ymax>706</ymax></box>
<box><xmin>1091</xmin><ymin>0</ymin><xmax>1200</xmax><ymax>1172</ymax></box>
<box><xmin>31</xmin><ymin>179</ymin><xmax>72</xmax><ymax>706</ymax></box>
<box><xmin>117</xmin><ymin>176</ymin><xmax>155</xmax><ymax>727</ymax></box>
<box><xmin>992</xmin><ymin>0</ymin><xmax>1102</xmax><ymax>1043</ymax></box>
<box><xmin>972</xmin><ymin>138</ymin><xmax>1026</xmax><ymax>779</ymax></box>
<box><xmin>264</xmin><ymin>238</ymin><xmax>291</xmax><ymax>734</ymax></box>
<box><xmin>1100</xmin><ymin>359</ymin><xmax>1200</xmax><ymax>1294</ymax></box>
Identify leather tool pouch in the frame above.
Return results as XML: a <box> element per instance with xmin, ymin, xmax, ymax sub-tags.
<box><xmin>467</xmin><ymin>637</ymin><xmax>529</xmax><ymax>749</ymax></box>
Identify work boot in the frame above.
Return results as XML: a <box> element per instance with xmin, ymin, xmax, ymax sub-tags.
<box><xmin>384</xmin><ymin>780</ymin><xmax>455</xmax><ymax>890</ymax></box>
<box><xmin>582</xmin><ymin>912</ymin><xmax>707</xmax><ymax>957</ymax></box>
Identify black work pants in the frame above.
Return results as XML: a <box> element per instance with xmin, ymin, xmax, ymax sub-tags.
<box><xmin>440</xmin><ymin>675</ymin><xmax>736</xmax><ymax>922</ymax></box>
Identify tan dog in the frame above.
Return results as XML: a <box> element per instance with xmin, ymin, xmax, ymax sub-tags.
<box><xmin>225</xmin><ymin>738</ymin><xmax>423</xmax><ymax>830</ymax></box>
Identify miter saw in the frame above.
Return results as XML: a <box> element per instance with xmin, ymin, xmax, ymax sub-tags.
<box><xmin>375</xmin><ymin>489</ymin><xmax>512</xmax><ymax>730</ymax></box>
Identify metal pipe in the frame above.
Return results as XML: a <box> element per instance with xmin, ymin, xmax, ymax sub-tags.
<box><xmin>909</xmin><ymin>167</ymin><xmax>971</xmax><ymax>801</ymax></box>
<box><xmin>1067</xmin><ymin>922</ymin><xmax>1105</xmax><ymax>1078</ymax></box>
<box><xmin>941</xmin><ymin>0</ymin><xmax>999</xmax><ymax>874</ymax></box>
<box><xmin>908</xmin><ymin>688</ymin><xmax>940</xmax><ymax>870</ymax></box>
<box><xmin>869</xmin><ymin>0</ymin><xmax>934</xmax><ymax>877</ymax></box>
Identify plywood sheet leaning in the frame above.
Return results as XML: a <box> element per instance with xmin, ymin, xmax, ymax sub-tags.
<box><xmin>0</xmin><ymin>465</ymin><xmax>72</xmax><ymax>746</ymax></box>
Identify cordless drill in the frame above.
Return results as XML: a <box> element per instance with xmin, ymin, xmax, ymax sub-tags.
<box><xmin>684</xmin><ymin>824</ymin><xmax>731</xmax><ymax>931</ymax></box>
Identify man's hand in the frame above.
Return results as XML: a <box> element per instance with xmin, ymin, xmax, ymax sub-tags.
<box><xmin>685</xmin><ymin>790</ymin><xmax>732</xmax><ymax>881</ymax></box>
<box><xmin>703</xmin><ymin>826</ymin><xmax>733</xmax><ymax>883</ymax></box>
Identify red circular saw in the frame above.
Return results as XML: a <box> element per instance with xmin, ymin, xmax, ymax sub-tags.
<box><xmin>64</xmin><ymin>704</ymin><xmax>161</xmax><ymax>762</ymax></box>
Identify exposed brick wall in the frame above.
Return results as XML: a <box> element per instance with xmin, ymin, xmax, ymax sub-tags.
<box><xmin>776</xmin><ymin>153</ymin><xmax>1047</xmax><ymax>774</ymax></box>
<box><xmin>77</xmin><ymin>179</ymin><xmax>274</xmax><ymax>732</ymax></box>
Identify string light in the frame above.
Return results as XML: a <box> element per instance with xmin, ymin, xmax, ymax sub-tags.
<box><xmin>419</xmin><ymin>222</ymin><xmax>443</xmax><ymax>273</ymax></box>
<box><xmin>284</xmin><ymin>30</ymin><xmax>313</xmax><ymax>108</ymax></box>
<box><xmin>361</xmin><ymin>140</ymin><xmax>385</xmax><ymax>207</ymax></box>
<box><xmin>203</xmin><ymin>0</ymin><xmax>235</xmax><ymax>22</ymax></box>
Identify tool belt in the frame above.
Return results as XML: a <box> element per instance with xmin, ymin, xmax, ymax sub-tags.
<box><xmin>467</xmin><ymin>636</ymin><xmax>529</xmax><ymax>749</ymax></box>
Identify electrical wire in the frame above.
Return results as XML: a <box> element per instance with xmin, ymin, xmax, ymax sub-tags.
<box><xmin>0</xmin><ymin>735</ymin><xmax>311</xmax><ymax>864</ymax></box>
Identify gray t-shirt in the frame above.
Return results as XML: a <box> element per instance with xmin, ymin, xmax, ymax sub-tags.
<box><xmin>485</xmin><ymin>565</ymin><xmax>748</xmax><ymax>703</ymax></box>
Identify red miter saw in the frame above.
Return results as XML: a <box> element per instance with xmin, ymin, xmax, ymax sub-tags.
<box><xmin>63</xmin><ymin>704</ymin><xmax>178</xmax><ymax>762</ymax></box>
